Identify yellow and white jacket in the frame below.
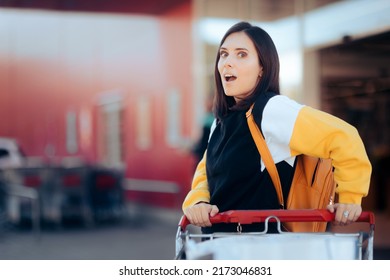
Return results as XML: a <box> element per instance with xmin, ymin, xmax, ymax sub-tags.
<box><xmin>183</xmin><ymin>95</ymin><xmax>371</xmax><ymax>210</ymax></box>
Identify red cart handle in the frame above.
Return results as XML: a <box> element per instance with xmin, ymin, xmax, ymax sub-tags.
<box><xmin>178</xmin><ymin>209</ymin><xmax>375</xmax><ymax>231</ymax></box>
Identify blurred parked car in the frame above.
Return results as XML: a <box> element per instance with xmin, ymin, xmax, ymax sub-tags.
<box><xmin>0</xmin><ymin>137</ymin><xmax>38</xmax><ymax>226</ymax></box>
<box><xmin>0</xmin><ymin>137</ymin><xmax>25</xmax><ymax>169</ymax></box>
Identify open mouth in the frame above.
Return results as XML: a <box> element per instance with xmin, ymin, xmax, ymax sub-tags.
<box><xmin>224</xmin><ymin>74</ymin><xmax>237</xmax><ymax>82</ymax></box>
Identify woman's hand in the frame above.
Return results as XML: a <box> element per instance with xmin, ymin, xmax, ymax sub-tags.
<box><xmin>326</xmin><ymin>203</ymin><xmax>362</xmax><ymax>226</ymax></box>
<box><xmin>183</xmin><ymin>202</ymin><xmax>219</xmax><ymax>227</ymax></box>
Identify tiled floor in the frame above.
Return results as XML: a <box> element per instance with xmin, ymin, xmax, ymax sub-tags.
<box><xmin>0</xmin><ymin>218</ymin><xmax>178</xmax><ymax>260</ymax></box>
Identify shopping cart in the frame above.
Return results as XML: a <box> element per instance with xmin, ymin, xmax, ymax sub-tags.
<box><xmin>175</xmin><ymin>209</ymin><xmax>375</xmax><ymax>260</ymax></box>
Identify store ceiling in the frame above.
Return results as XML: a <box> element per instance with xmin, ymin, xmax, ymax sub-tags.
<box><xmin>0</xmin><ymin>0</ymin><xmax>190</xmax><ymax>15</ymax></box>
<box><xmin>0</xmin><ymin>0</ymin><xmax>341</xmax><ymax>17</ymax></box>
<box><xmin>0</xmin><ymin>0</ymin><xmax>342</xmax><ymax>18</ymax></box>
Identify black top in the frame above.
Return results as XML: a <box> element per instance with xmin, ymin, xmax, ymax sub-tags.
<box><xmin>203</xmin><ymin>93</ymin><xmax>295</xmax><ymax>233</ymax></box>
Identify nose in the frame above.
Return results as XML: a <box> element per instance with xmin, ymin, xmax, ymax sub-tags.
<box><xmin>223</xmin><ymin>56</ymin><xmax>233</xmax><ymax>68</ymax></box>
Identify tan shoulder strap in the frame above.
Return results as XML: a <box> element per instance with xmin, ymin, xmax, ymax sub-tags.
<box><xmin>246</xmin><ymin>104</ymin><xmax>284</xmax><ymax>208</ymax></box>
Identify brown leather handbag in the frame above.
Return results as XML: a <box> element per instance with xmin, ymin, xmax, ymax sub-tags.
<box><xmin>246</xmin><ymin>105</ymin><xmax>337</xmax><ymax>232</ymax></box>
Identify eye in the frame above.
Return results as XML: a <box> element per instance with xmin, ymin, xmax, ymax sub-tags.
<box><xmin>237</xmin><ymin>51</ymin><xmax>247</xmax><ymax>58</ymax></box>
<box><xmin>219</xmin><ymin>50</ymin><xmax>228</xmax><ymax>58</ymax></box>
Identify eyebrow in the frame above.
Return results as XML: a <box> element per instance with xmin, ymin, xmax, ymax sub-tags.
<box><xmin>219</xmin><ymin>47</ymin><xmax>249</xmax><ymax>51</ymax></box>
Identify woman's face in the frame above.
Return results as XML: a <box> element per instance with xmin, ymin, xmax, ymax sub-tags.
<box><xmin>218</xmin><ymin>31</ymin><xmax>263</xmax><ymax>102</ymax></box>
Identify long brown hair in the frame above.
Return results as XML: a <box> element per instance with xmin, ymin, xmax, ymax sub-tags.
<box><xmin>213</xmin><ymin>21</ymin><xmax>280</xmax><ymax>119</ymax></box>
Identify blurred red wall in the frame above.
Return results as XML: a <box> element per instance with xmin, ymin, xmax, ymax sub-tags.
<box><xmin>0</xmin><ymin>2</ymin><xmax>195</xmax><ymax>208</ymax></box>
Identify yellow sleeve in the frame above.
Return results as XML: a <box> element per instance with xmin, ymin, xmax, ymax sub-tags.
<box><xmin>182</xmin><ymin>151</ymin><xmax>210</xmax><ymax>211</ymax></box>
<box><xmin>290</xmin><ymin>106</ymin><xmax>372</xmax><ymax>204</ymax></box>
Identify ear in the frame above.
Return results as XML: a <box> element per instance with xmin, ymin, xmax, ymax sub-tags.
<box><xmin>259</xmin><ymin>67</ymin><xmax>263</xmax><ymax>77</ymax></box>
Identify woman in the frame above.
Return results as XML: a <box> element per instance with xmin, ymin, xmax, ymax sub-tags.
<box><xmin>182</xmin><ymin>22</ymin><xmax>371</xmax><ymax>233</ymax></box>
